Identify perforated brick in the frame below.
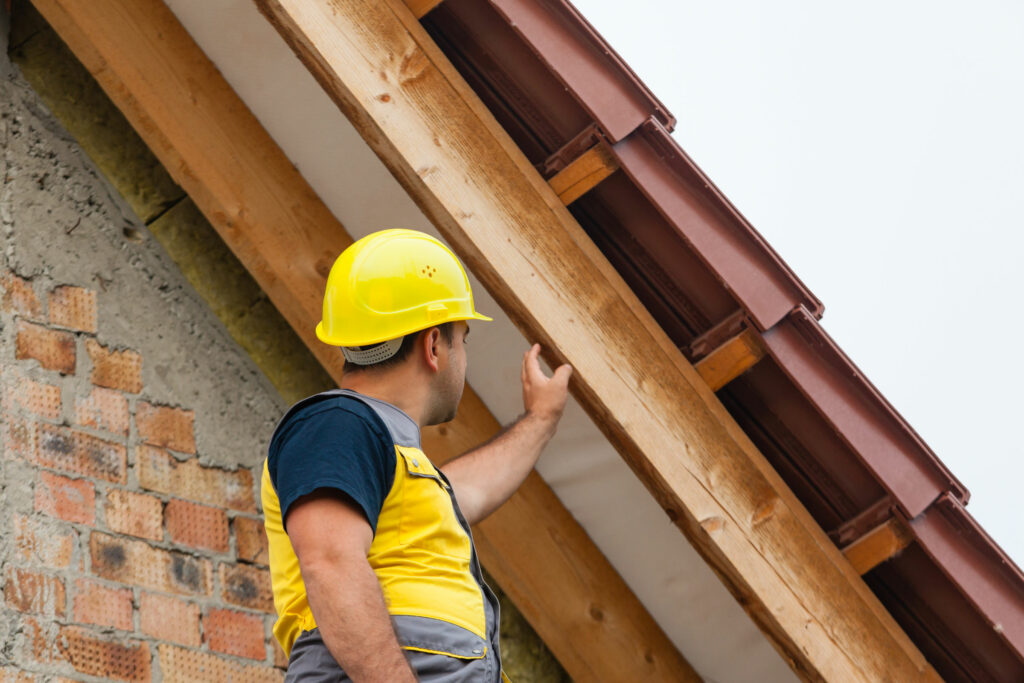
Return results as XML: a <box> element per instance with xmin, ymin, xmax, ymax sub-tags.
<box><xmin>104</xmin><ymin>489</ymin><xmax>163</xmax><ymax>541</ymax></box>
<box><xmin>272</xmin><ymin>636</ymin><xmax>288</xmax><ymax>669</ymax></box>
<box><xmin>1</xmin><ymin>270</ymin><xmax>42</xmax><ymax>318</ymax></box>
<box><xmin>138</xmin><ymin>445</ymin><xmax>256</xmax><ymax>513</ymax></box>
<box><xmin>90</xmin><ymin>532</ymin><xmax>212</xmax><ymax>596</ymax></box>
<box><xmin>49</xmin><ymin>285</ymin><xmax>97</xmax><ymax>333</ymax></box>
<box><xmin>165</xmin><ymin>499</ymin><xmax>228</xmax><ymax>552</ymax></box>
<box><xmin>219</xmin><ymin>563</ymin><xmax>274</xmax><ymax>613</ymax></box>
<box><xmin>4</xmin><ymin>415</ymin><xmax>35</xmax><ymax>460</ymax></box>
<box><xmin>159</xmin><ymin>643</ymin><xmax>284</xmax><ymax>683</ymax></box>
<box><xmin>3</xmin><ymin>374</ymin><xmax>62</xmax><ymax>420</ymax></box>
<box><xmin>73</xmin><ymin>579</ymin><xmax>133</xmax><ymax>631</ymax></box>
<box><xmin>85</xmin><ymin>338</ymin><xmax>142</xmax><ymax>393</ymax></box>
<box><xmin>15</xmin><ymin>320</ymin><xmax>75</xmax><ymax>374</ymax></box>
<box><xmin>139</xmin><ymin>591</ymin><xmax>200</xmax><ymax>647</ymax></box>
<box><xmin>13</xmin><ymin>514</ymin><xmax>75</xmax><ymax>568</ymax></box>
<box><xmin>3</xmin><ymin>567</ymin><xmax>66</xmax><ymax>617</ymax></box>
<box><xmin>75</xmin><ymin>386</ymin><xmax>129</xmax><ymax>436</ymax></box>
<box><xmin>136</xmin><ymin>401</ymin><xmax>195</xmax><ymax>453</ymax></box>
<box><xmin>0</xmin><ymin>666</ymin><xmax>34</xmax><ymax>682</ymax></box>
<box><xmin>35</xmin><ymin>470</ymin><xmax>95</xmax><ymax>525</ymax></box>
<box><xmin>57</xmin><ymin>626</ymin><xmax>150</xmax><ymax>682</ymax></box>
<box><xmin>204</xmin><ymin>608</ymin><xmax>266</xmax><ymax>660</ymax></box>
<box><xmin>35</xmin><ymin>423</ymin><xmax>126</xmax><ymax>483</ymax></box>
<box><xmin>234</xmin><ymin>516</ymin><xmax>269</xmax><ymax>565</ymax></box>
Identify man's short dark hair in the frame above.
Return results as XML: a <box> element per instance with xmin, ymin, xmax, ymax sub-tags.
<box><xmin>342</xmin><ymin>322</ymin><xmax>454</xmax><ymax>374</ymax></box>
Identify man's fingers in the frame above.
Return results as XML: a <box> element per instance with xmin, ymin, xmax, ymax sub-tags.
<box><xmin>553</xmin><ymin>364</ymin><xmax>573</xmax><ymax>385</ymax></box>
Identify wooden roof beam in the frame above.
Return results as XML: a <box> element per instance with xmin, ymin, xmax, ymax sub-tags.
<box><xmin>252</xmin><ymin>0</ymin><xmax>941</xmax><ymax>679</ymax></box>
<box><xmin>28</xmin><ymin>0</ymin><xmax>696</xmax><ymax>680</ymax></box>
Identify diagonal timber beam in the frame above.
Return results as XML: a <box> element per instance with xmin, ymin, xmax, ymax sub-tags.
<box><xmin>253</xmin><ymin>0</ymin><xmax>942</xmax><ymax>680</ymax></box>
<box><xmin>29</xmin><ymin>0</ymin><xmax>697</xmax><ymax>680</ymax></box>
<box><xmin>695</xmin><ymin>328</ymin><xmax>767</xmax><ymax>391</ymax></box>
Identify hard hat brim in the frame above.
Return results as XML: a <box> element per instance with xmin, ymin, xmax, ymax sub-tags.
<box><xmin>316</xmin><ymin>311</ymin><xmax>493</xmax><ymax>347</ymax></box>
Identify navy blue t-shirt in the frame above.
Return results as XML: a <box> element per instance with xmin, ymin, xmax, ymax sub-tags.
<box><xmin>267</xmin><ymin>396</ymin><xmax>396</xmax><ymax>531</ymax></box>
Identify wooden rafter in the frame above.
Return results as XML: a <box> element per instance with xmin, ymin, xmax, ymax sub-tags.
<box><xmin>252</xmin><ymin>0</ymin><xmax>942</xmax><ymax>679</ymax></box>
<box><xmin>404</xmin><ymin>0</ymin><xmax>443</xmax><ymax>20</ymax></box>
<box><xmin>28</xmin><ymin>0</ymin><xmax>697</xmax><ymax>680</ymax></box>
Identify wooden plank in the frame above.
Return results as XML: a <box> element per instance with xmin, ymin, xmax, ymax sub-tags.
<box><xmin>251</xmin><ymin>0</ymin><xmax>942</xmax><ymax>679</ymax></box>
<box><xmin>547</xmin><ymin>142</ymin><xmax>619</xmax><ymax>205</ymax></box>
<box><xmin>843</xmin><ymin>518</ymin><xmax>914</xmax><ymax>575</ymax></box>
<box><xmin>695</xmin><ymin>328</ymin><xmax>766</xmax><ymax>391</ymax></box>
<box><xmin>404</xmin><ymin>0</ymin><xmax>444</xmax><ymax>20</ymax></box>
<box><xmin>29</xmin><ymin>1</ymin><xmax>697</xmax><ymax>680</ymax></box>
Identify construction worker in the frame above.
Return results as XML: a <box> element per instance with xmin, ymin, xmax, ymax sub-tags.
<box><xmin>261</xmin><ymin>229</ymin><xmax>572</xmax><ymax>682</ymax></box>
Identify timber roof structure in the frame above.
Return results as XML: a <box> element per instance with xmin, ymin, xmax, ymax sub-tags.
<box><xmin>28</xmin><ymin>0</ymin><xmax>1024</xmax><ymax>680</ymax></box>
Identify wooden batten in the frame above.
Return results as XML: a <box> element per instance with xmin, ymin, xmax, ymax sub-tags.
<box><xmin>695</xmin><ymin>328</ymin><xmax>767</xmax><ymax>391</ymax></box>
<box><xmin>843</xmin><ymin>517</ymin><xmax>915</xmax><ymax>575</ymax></box>
<box><xmin>251</xmin><ymin>0</ymin><xmax>942</xmax><ymax>679</ymax></box>
<box><xmin>404</xmin><ymin>0</ymin><xmax>445</xmax><ymax>20</ymax></box>
<box><xmin>547</xmin><ymin>142</ymin><xmax>620</xmax><ymax>205</ymax></box>
<box><xmin>28</xmin><ymin>0</ymin><xmax>697</xmax><ymax>679</ymax></box>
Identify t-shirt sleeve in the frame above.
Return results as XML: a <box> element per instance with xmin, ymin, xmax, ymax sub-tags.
<box><xmin>267</xmin><ymin>404</ymin><xmax>395</xmax><ymax>532</ymax></box>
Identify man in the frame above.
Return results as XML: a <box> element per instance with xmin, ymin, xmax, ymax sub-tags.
<box><xmin>261</xmin><ymin>229</ymin><xmax>572</xmax><ymax>682</ymax></box>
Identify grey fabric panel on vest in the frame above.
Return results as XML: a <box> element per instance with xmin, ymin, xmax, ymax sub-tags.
<box><xmin>286</xmin><ymin>627</ymin><xmax>501</xmax><ymax>683</ymax></box>
<box><xmin>334</xmin><ymin>389</ymin><xmax>421</xmax><ymax>448</ymax></box>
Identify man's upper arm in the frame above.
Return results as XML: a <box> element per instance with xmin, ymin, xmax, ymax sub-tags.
<box><xmin>267</xmin><ymin>401</ymin><xmax>395</xmax><ymax>534</ymax></box>
<box><xmin>287</xmin><ymin>490</ymin><xmax>373</xmax><ymax>562</ymax></box>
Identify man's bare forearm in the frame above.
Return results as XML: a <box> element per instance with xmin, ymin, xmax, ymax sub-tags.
<box><xmin>301</xmin><ymin>553</ymin><xmax>416</xmax><ymax>682</ymax></box>
<box><xmin>442</xmin><ymin>410</ymin><xmax>558</xmax><ymax>524</ymax></box>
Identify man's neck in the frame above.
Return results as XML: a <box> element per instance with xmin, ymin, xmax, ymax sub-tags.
<box><xmin>340</xmin><ymin>369</ymin><xmax>429</xmax><ymax>427</ymax></box>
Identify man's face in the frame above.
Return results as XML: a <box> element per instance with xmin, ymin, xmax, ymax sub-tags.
<box><xmin>426</xmin><ymin>321</ymin><xmax>469</xmax><ymax>426</ymax></box>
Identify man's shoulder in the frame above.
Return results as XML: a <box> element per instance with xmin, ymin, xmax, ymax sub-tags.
<box><xmin>271</xmin><ymin>393</ymin><xmax>390</xmax><ymax>452</ymax></box>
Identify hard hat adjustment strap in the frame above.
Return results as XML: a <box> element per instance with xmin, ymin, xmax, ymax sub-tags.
<box><xmin>341</xmin><ymin>337</ymin><xmax>404</xmax><ymax>365</ymax></box>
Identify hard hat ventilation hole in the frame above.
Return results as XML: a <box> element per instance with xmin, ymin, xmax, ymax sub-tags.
<box><xmin>421</xmin><ymin>265</ymin><xmax>436</xmax><ymax>278</ymax></box>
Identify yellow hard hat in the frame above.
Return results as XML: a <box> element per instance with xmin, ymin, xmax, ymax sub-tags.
<box><xmin>315</xmin><ymin>229</ymin><xmax>492</xmax><ymax>347</ymax></box>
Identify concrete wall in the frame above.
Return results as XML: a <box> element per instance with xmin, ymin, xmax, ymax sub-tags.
<box><xmin>1</xmin><ymin>2</ymin><xmax>568</xmax><ymax>680</ymax></box>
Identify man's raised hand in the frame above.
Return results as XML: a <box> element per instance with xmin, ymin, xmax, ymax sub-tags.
<box><xmin>521</xmin><ymin>343</ymin><xmax>572</xmax><ymax>423</ymax></box>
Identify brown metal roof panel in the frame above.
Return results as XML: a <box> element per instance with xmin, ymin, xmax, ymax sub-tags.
<box><xmin>613</xmin><ymin>120</ymin><xmax>824</xmax><ymax>330</ymax></box>
<box><xmin>911</xmin><ymin>495</ymin><xmax>1024</xmax><ymax>661</ymax></box>
<box><xmin>762</xmin><ymin>307</ymin><xmax>968</xmax><ymax>518</ymax></box>
<box><xmin>869</xmin><ymin>542</ymin><xmax>1024</xmax><ymax>682</ymax></box>
<box><xmin>482</xmin><ymin>0</ymin><xmax>674</xmax><ymax>141</ymax></box>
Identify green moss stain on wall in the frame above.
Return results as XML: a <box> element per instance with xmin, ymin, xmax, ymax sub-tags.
<box><xmin>8</xmin><ymin>4</ymin><xmax>571</xmax><ymax>678</ymax></box>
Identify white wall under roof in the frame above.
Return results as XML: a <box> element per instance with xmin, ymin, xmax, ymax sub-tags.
<box><xmin>163</xmin><ymin>1</ymin><xmax>797</xmax><ymax>680</ymax></box>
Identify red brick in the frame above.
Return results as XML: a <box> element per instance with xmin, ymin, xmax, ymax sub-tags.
<box><xmin>48</xmin><ymin>285</ymin><xmax>97</xmax><ymax>333</ymax></box>
<box><xmin>85</xmin><ymin>338</ymin><xmax>142</xmax><ymax>393</ymax></box>
<box><xmin>35</xmin><ymin>470</ymin><xmax>95</xmax><ymax>525</ymax></box>
<box><xmin>73</xmin><ymin>578</ymin><xmax>133</xmax><ymax>631</ymax></box>
<box><xmin>13</xmin><ymin>514</ymin><xmax>75</xmax><ymax>568</ymax></box>
<box><xmin>90</xmin><ymin>532</ymin><xmax>212</xmax><ymax>596</ymax></box>
<box><xmin>272</xmin><ymin>636</ymin><xmax>288</xmax><ymax>669</ymax></box>
<box><xmin>15</xmin><ymin>320</ymin><xmax>75</xmax><ymax>374</ymax></box>
<box><xmin>219</xmin><ymin>563</ymin><xmax>274</xmax><ymax>613</ymax></box>
<box><xmin>104</xmin><ymin>489</ymin><xmax>163</xmax><ymax>541</ymax></box>
<box><xmin>0</xmin><ymin>666</ymin><xmax>35</xmax><ymax>682</ymax></box>
<box><xmin>20</xmin><ymin>616</ymin><xmax>58</xmax><ymax>665</ymax></box>
<box><xmin>57</xmin><ymin>626</ymin><xmax>150</xmax><ymax>682</ymax></box>
<box><xmin>159</xmin><ymin>643</ymin><xmax>284</xmax><ymax>683</ymax></box>
<box><xmin>35</xmin><ymin>423</ymin><xmax>127</xmax><ymax>483</ymax></box>
<box><xmin>3</xmin><ymin>374</ymin><xmax>62</xmax><ymax>420</ymax></box>
<box><xmin>165</xmin><ymin>499</ymin><xmax>228</xmax><ymax>552</ymax></box>
<box><xmin>75</xmin><ymin>386</ymin><xmax>129</xmax><ymax>436</ymax></box>
<box><xmin>138</xmin><ymin>445</ymin><xmax>256</xmax><ymax>513</ymax></box>
<box><xmin>234</xmin><ymin>516</ymin><xmax>269</xmax><ymax>565</ymax></box>
<box><xmin>136</xmin><ymin>402</ymin><xmax>195</xmax><ymax>453</ymax></box>
<box><xmin>3</xmin><ymin>567</ymin><xmax>66</xmax><ymax>617</ymax></box>
<box><xmin>205</xmin><ymin>608</ymin><xmax>265</xmax><ymax>660</ymax></box>
<box><xmin>4</xmin><ymin>415</ymin><xmax>35</xmax><ymax>460</ymax></box>
<box><xmin>1</xmin><ymin>271</ymin><xmax>42</xmax><ymax>318</ymax></box>
<box><xmin>139</xmin><ymin>591</ymin><xmax>200</xmax><ymax>647</ymax></box>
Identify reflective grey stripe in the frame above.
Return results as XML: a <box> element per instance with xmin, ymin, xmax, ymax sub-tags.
<box><xmin>271</xmin><ymin>389</ymin><xmax>421</xmax><ymax>449</ymax></box>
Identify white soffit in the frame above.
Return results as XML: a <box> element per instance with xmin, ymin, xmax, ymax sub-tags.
<box><xmin>162</xmin><ymin>1</ymin><xmax>797</xmax><ymax>680</ymax></box>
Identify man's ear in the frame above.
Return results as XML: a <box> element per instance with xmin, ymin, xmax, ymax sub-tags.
<box><xmin>421</xmin><ymin>327</ymin><xmax>442</xmax><ymax>372</ymax></box>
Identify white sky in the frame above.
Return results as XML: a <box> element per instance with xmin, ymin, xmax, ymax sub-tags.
<box><xmin>570</xmin><ymin>0</ymin><xmax>1024</xmax><ymax>566</ymax></box>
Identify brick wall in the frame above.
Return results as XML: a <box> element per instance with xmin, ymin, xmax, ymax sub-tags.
<box><xmin>1</xmin><ymin>275</ymin><xmax>283</xmax><ymax>681</ymax></box>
